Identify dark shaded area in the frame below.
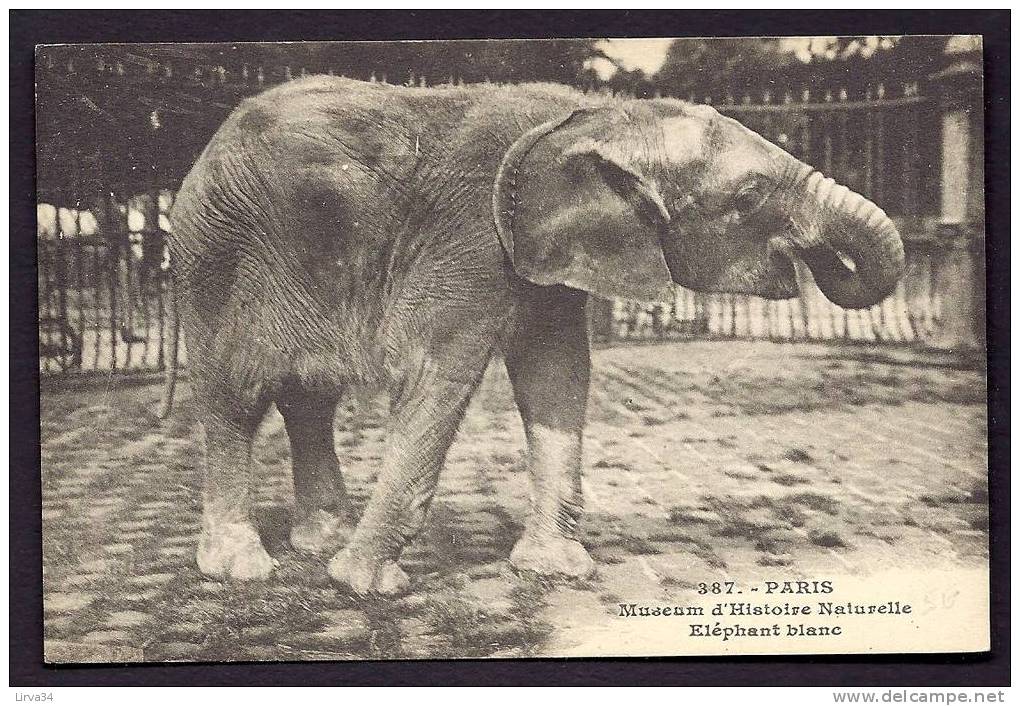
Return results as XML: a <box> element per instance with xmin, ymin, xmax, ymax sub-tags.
<box><xmin>36</xmin><ymin>35</ymin><xmax>959</xmax><ymax>206</ymax></box>
<box><xmin>35</xmin><ymin>40</ymin><xmax>602</xmax><ymax>204</ymax></box>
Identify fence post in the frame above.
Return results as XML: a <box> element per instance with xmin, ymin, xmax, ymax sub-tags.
<box><xmin>587</xmin><ymin>297</ymin><xmax>615</xmax><ymax>343</ymax></box>
<box><xmin>929</xmin><ymin>36</ymin><xmax>984</xmax><ymax>353</ymax></box>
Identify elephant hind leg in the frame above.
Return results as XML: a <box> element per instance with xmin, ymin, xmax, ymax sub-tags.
<box><xmin>277</xmin><ymin>385</ymin><xmax>354</xmax><ymax>554</ymax></box>
<box><xmin>196</xmin><ymin>391</ymin><xmax>277</xmax><ymax>581</ymax></box>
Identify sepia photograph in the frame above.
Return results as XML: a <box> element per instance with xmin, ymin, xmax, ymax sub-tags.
<box><xmin>32</xmin><ymin>31</ymin><xmax>991</xmax><ymax>665</ymax></box>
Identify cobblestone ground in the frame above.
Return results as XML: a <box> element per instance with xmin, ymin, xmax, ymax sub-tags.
<box><xmin>41</xmin><ymin>341</ymin><xmax>988</xmax><ymax>662</ymax></box>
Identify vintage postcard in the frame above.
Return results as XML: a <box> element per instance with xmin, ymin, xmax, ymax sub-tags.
<box><xmin>36</xmin><ymin>36</ymin><xmax>988</xmax><ymax>662</ymax></box>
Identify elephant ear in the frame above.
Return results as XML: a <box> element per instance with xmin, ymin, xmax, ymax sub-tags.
<box><xmin>493</xmin><ymin>109</ymin><xmax>674</xmax><ymax>303</ymax></box>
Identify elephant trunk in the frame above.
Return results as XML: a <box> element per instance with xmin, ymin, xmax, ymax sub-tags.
<box><xmin>788</xmin><ymin>169</ymin><xmax>905</xmax><ymax>310</ymax></box>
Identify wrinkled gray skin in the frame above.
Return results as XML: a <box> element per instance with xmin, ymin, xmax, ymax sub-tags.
<box><xmin>166</xmin><ymin>77</ymin><xmax>904</xmax><ymax>594</ymax></box>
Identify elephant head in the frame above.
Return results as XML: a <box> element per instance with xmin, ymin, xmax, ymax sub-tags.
<box><xmin>493</xmin><ymin>100</ymin><xmax>905</xmax><ymax>309</ymax></box>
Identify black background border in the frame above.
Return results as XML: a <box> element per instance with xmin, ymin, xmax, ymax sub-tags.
<box><xmin>10</xmin><ymin>9</ymin><xmax>1011</xmax><ymax>687</ymax></box>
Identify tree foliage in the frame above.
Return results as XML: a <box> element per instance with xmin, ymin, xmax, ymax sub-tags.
<box><xmin>652</xmin><ymin>35</ymin><xmax>953</xmax><ymax>99</ymax></box>
<box><xmin>654</xmin><ymin>38</ymin><xmax>794</xmax><ymax>97</ymax></box>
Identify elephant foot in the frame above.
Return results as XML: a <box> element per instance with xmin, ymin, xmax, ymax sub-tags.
<box><xmin>197</xmin><ymin>521</ymin><xmax>277</xmax><ymax>581</ymax></box>
<box><xmin>328</xmin><ymin>547</ymin><xmax>410</xmax><ymax>596</ymax></box>
<box><xmin>510</xmin><ymin>531</ymin><xmax>595</xmax><ymax>579</ymax></box>
<box><xmin>290</xmin><ymin>509</ymin><xmax>352</xmax><ymax>554</ymax></box>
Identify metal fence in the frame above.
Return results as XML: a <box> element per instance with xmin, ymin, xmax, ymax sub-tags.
<box><xmin>38</xmin><ymin>239</ymin><xmax>173</xmax><ymax>375</ymax></box>
<box><xmin>36</xmin><ymin>76</ymin><xmax>979</xmax><ymax>375</ymax></box>
<box><xmin>592</xmin><ymin>242</ymin><xmax>947</xmax><ymax>344</ymax></box>
<box><xmin>37</xmin><ymin>195</ymin><xmax>179</xmax><ymax>375</ymax></box>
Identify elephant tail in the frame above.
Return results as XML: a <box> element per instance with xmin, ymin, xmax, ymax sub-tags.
<box><xmin>157</xmin><ymin>274</ymin><xmax>180</xmax><ymax>420</ymax></box>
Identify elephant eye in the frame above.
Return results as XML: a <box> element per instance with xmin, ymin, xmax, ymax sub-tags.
<box><xmin>731</xmin><ymin>183</ymin><xmax>770</xmax><ymax>214</ymax></box>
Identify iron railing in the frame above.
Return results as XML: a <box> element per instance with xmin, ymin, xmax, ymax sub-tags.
<box><xmin>36</xmin><ymin>78</ymin><xmax>973</xmax><ymax>374</ymax></box>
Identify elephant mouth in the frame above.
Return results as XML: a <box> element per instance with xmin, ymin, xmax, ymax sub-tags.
<box><xmin>666</xmin><ymin>243</ymin><xmax>800</xmax><ymax>300</ymax></box>
<box><xmin>759</xmin><ymin>248</ymin><xmax>799</xmax><ymax>299</ymax></box>
<box><xmin>661</xmin><ymin>234</ymin><xmax>800</xmax><ymax>299</ymax></box>
<box><xmin>737</xmin><ymin>235</ymin><xmax>798</xmax><ymax>299</ymax></box>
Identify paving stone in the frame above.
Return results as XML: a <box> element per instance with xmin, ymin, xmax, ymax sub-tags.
<box><xmin>45</xmin><ymin>591</ymin><xmax>95</xmax><ymax>613</ymax></box>
<box><xmin>238</xmin><ymin>645</ymin><xmax>283</xmax><ymax>661</ymax></box>
<box><xmin>45</xmin><ymin>640</ymin><xmax>144</xmax><ymax>664</ymax></box>
<box><xmin>240</xmin><ymin>626</ymin><xmax>280</xmax><ymax>642</ymax></box>
<box><xmin>129</xmin><ymin>572</ymin><xmax>175</xmax><ymax>587</ymax></box>
<box><xmin>183</xmin><ymin>598</ymin><xmax>222</xmax><ymax>616</ymax></box>
<box><xmin>103</xmin><ymin>543</ymin><xmax>134</xmax><ymax>555</ymax></box>
<box><xmin>158</xmin><ymin>545</ymin><xmax>192</xmax><ymax>558</ymax></box>
<box><xmin>311</xmin><ymin>613</ymin><xmax>373</xmax><ymax>644</ymax></box>
<box><xmin>118</xmin><ymin>521</ymin><xmax>153</xmax><ymax>532</ymax></box>
<box><xmin>120</xmin><ymin>532</ymin><xmax>156</xmax><ymax>543</ymax></box>
<box><xmin>322</xmin><ymin>609</ymin><xmax>371</xmax><ymax>630</ymax></box>
<box><xmin>151</xmin><ymin>641</ymin><xmax>207</xmax><ymax>661</ymax></box>
<box><xmin>131</xmin><ymin>509</ymin><xmax>167</xmax><ymax>520</ymax></box>
<box><xmin>139</xmin><ymin>500</ymin><xmax>176</xmax><ymax>510</ymax></box>
<box><xmin>62</xmin><ymin>573</ymin><xmax>107</xmax><ymax>588</ymax></box>
<box><xmin>106</xmin><ymin>610</ymin><xmax>152</xmax><ymax>629</ymax></box>
<box><xmin>82</xmin><ymin>630</ymin><xmax>133</xmax><ymax>644</ymax></box>
<box><xmin>85</xmin><ymin>501</ymin><xmax>114</xmax><ymax>518</ymax></box>
<box><xmin>76</xmin><ymin>558</ymin><xmax>112</xmax><ymax>573</ymax></box>
<box><xmin>44</xmin><ymin>614</ymin><xmax>75</xmax><ymax>634</ymax></box>
<box><xmin>395</xmin><ymin>593</ymin><xmax>432</xmax><ymax>614</ymax></box>
<box><xmin>465</xmin><ymin>578</ymin><xmax>514</xmax><ymax>615</ymax></box>
<box><xmin>164</xmin><ymin>621</ymin><xmax>208</xmax><ymax>640</ymax></box>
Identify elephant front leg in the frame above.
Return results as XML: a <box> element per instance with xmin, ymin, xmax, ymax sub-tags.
<box><xmin>505</xmin><ymin>289</ymin><xmax>595</xmax><ymax>579</ymax></box>
<box><xmin>328</xmin><ymin>366</ymin><xmax>484</xmax><ymax>595</ymax></box>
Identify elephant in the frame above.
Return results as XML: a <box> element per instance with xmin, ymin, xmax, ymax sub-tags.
<box><xmin>161</xmin><ymin>76</ymin><xmax>904</xmax><ymax>594</ymax></box>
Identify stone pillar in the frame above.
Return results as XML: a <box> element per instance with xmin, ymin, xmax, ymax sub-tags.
<box><xmin>929</xmin><ymin>35</ymin><xmax>985</xmax><ymax>353</ymax></box>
